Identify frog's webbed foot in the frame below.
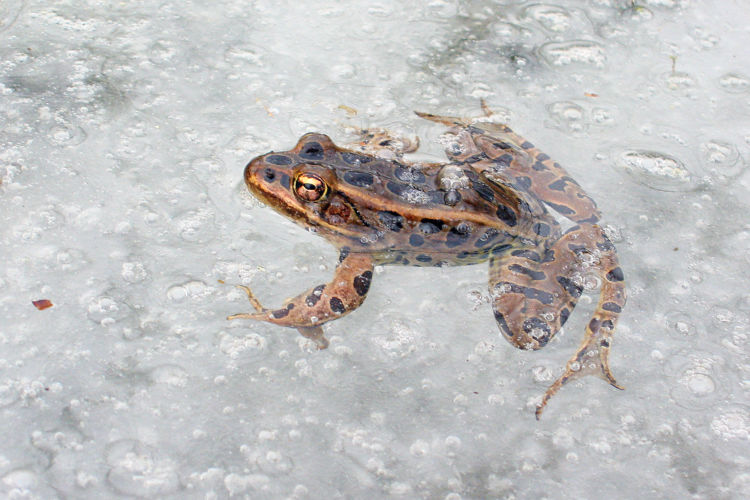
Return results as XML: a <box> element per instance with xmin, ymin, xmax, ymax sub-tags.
<box><xmin>346</xmin><ymin>128</ymin><xmax>419</xmax><ymax>157</ymax></box>
<box><xmin>535</xmin><ymin>333</ymin><xmax>624</xmax><ymax>420</ymax></box>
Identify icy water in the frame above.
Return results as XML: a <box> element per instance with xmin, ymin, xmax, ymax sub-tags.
<box><xmin>2</xmin><ymin>0</ymin><xmax>749</xmax><ymax>498</ymax></box>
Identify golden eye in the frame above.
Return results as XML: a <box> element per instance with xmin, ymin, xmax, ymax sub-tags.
<box><xmin>293</xmin><ymin>172</ymin><xmax>329</xmax><ymax>202</ymax></box>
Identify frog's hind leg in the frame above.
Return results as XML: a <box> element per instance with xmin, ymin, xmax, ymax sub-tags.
<box><xmin>489</xmin><ymin>225</ymin><xmax>626</xmax><ymax>418</ymax></box>
<box><xmin>472</xmin><ymin>123</ymin><xmax>602</xmax><ymax>225</ymax></box>
<box><xmin>534</xmin><ymin>226</ymin><xmax>626</xmax><ymax>418</ymax></box>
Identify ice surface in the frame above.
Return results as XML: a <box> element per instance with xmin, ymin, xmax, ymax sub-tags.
<box><xmin>1</xmin><ymin>0</ymin><xmax>749</xmax><ymax>498</ymax></box>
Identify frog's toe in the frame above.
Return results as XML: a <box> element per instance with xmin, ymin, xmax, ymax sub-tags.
<box><xmin>227</xmin><ymin>312</ymin><xmax>268</xmax><ymax>321</ymax></box>
<box><xmin>535</xmin><ymin>340</ymin><xmax>623</xmax><ymax>419</ymax></box>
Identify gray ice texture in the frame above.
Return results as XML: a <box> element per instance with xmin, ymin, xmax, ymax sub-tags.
<box><xmin>1</xmin><ymin>0</ymin><xmax>749</xmax><ymax>499</ymax></box>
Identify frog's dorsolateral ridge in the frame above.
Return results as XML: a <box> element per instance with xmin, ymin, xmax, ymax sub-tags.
<box><xmin>229</xmin><ymin>110</ymin><xmax>626</xmax><ymax>418</ymax></box>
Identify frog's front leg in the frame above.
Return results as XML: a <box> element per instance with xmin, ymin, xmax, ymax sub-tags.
<box><xmin>489</xmin><ymin>225</ymin><xmax>626</xmax><ymax>418</ymax></box>
<box><xmin>228</xmin><ymin>249</ymin><xmax>374</xmax><ymax>349</ymax></box>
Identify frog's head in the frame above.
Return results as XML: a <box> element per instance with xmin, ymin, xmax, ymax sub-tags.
<box><xmin>244</xmin><ymin>133</ymin><xmax>364</xmax><ymax>238</ymax></box>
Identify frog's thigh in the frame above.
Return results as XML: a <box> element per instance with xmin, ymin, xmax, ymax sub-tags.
<box><xmin>260</xmin><ymin>251</ymin><xmax>375</xmax><ymax>329</ymax></box>
<box><xmin>474</xmin><ymin>131</ymin><xmax>601</xmax><ymax>224</ymax></box>
<box><xmin>489</xmin><ymin>242</ymin><xmax>582</xmax><ymax>351</ymax></box>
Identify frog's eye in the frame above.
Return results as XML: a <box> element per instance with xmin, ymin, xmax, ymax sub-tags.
<box><xmin>293</xmin><ymin>172</ymin><xmax>329</xmax><ymax>202</ymax></box>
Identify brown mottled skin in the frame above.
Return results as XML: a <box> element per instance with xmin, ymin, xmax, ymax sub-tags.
<box><xmin>229</xmin><ymin>110</ymin><xmax>626</xmax><ymax>418</ymax></box>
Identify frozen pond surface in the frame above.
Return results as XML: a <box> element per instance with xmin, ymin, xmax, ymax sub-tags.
<box><xmin>2</xmin><ymin>0</ymin><xmax>750</xmax><ymax>498</ymax></box>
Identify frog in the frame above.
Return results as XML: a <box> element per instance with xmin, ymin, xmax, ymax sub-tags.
<box><xmin>229</xmin><ymin>107</ymin><xmax>626</xmax><ymax>418</ymax></box>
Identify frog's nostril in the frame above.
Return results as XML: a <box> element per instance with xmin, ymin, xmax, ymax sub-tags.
<box><xmin>263</xmin><ymin>168</ymin><xmax>276</xmax><ymax>182</ymax></box>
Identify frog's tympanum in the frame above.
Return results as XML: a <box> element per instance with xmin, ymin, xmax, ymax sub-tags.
<box><xmin>229</xmin><ymin>110</ymin><xmax>626</xmax><ymax>418</ymax></box>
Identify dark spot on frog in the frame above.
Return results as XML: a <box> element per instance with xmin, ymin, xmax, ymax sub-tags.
<box><xmin>523</xmin><ymin>317</ymin><xmax>550</xmax><ymax>345</ymax></box>
<box><xmin>280</xmin><ymin>173</ymin><xmax>290</xmax><ymax>189</ymax></box>
<box><xmin>427</xmin><ymin>190</ymin><xmax>446</xmax><ymax>204</ymax></box>
<box><xmin>416</xmin><ymin>254</ymin><xmax>432</xmax><ymax>263</ymax></box>
<box><xmin>300</xmin><ymin>142</ymin><xmax>324</xmax><ymax>160</ymax></box>
<box><xmin>394</xmin><ymin>166</ymin><xmax>426</xmax><ymax>183</ymax></box>
<box><xmin>601</xmin><ymin>319</ymin><xmax>614</xmax><ymax>330</ymax></box>
<box><xmin>602</xmin><ymin>302</ymin><xmax>622</xmax><ymax>313</ymax></box>
<box><xmin>419</xmin><ymin>219</ymin><xmax>444</xmax><ymax>234</ymax></box>
<box><xmin>305</xmin><ymin>284</ymin><xmax>326</xmax><ymax>307</ymax></box>
<box><xmin>548</xmin><ymin>179</ymin><xmax>568</xmax><ymax>191</ymax></box>
<box><xmin>329</xmin><ymin>297</ymin><xmax>346</xmax><ymax>314</ymax></box>
<box><xmin>445</xmin><ymin>224</ymin><xmax>472</xmax><ymax>248</ymax></box>
<box><xmin>533</xmin><ymin>222</ymin><xmax>551</xmax><ymax>237</ymax></box>
<box><xmin>508</xmin><ymin>264</ymin><xmax>546</xmax><ymax>281</ymax></box>
<box><xmin>557</xmin><ymin>276</ymin><xmax>583</xmax><ymax>298</ymax></box>
<box><xmin>475</xmin><ymin>228</ymin><xmax>500</xmax><ymax>248</ymax></box>
<box><xmin>532</xmin><ymin>161</ymin><xmax>547</xmax><ymax>171</ymax></box>
<box><xmin>515</xmin><ymin>176</ymin><xmax>532</xmax><ymax>190</ymax></box>
<box><xmin>463</xmin><ymin>169</ymin><xmax>479</xmax><ymax>182</ymax></box>
<box><xmin>578</xmin><ymin>214</ymin><xmax>600</xmax><ymax>224</ymax></box>
<box><xmin>521</xmin><ymin>141</ymin><xmax>534</xmax><ymax>149</ymax></box>
<box><xmin>536</xmin><ymin>153</ymin><xmax>550</xmax><ymax>161</ymax></box>
<box><xmin>263</xmin><ymin>168</ymin><xmax>276</xmax><ymax>182</ymax></box>
<box><xmin>472</xmin><ymin>181</ymin><xmax>495</xmax><ymax>202</ymax></box>
<box><xmin>491</xmin><ymin>243</ymin><xmax>512</xmax><ymax>255</ymax></box>
<box><xmin>272</xmin><ymin>303</ymin><xmax>294</xmax><ymax>319</ymax></box>
<box><xmin>266</xmin><ymin>154</ymin><xmax>292</xmax><ymax>165</ymax></box>
<box><xmin>464</xmin><ymin>153</ymin><xmax>488</xmax><ymax>164</ymax></box>
<box><xmin>600</xmin><ymin>338</ymin><xmax>610</xmax><ymax>347</ymax></box>
<box><xmin>507</xmin><ymin>283</ymin><xmax>554</xmax><ymax>305</ymax></box>
<box><xmin>546</xmin><ymin>201</ymin><xmax>575</xmax><ymax>216</ymax></box>
<box><xmin>494</xmin><ymin>154</ymin><xmax>514</xmax><ymax>167</ymax></box>
<box><xmin>511</xmin><ymin>249</ymin><xmax>541</xmax><ymax>262</ymax></box>
<box><xmin>606</xmin><ymin>267</ymin><xmax>624</xmax><ymax>282</ymax></box>
<box><xmin>339</xmin><ymin>246</ymin><xmax>351</xmax><ymax>262</ymax></box>
<box><xmin>588</xmin><ymin>317</ymin><xmax>601</xmax><ymax>332</ymax></box>
<box><xmin>341</xmin><ymin>152</ymin><xmax>372</xmax><ymax>164</ymax></box>
<box><xmin>387</xmin><ymin>181</ymin><xmax>407</xmax><ymax>196</ymax></box>
<box><xmin>343</xmin><ymin>171</ymin><xmax>374</xmax><ymax>187</ymax></box>
<box><xmin>494</xmin><ymin>310</ymin><xmax>513</xmax><ymax>337</ymax></box>
<box><xmin>560</xmin><ymin>307</ymin><xmax>570</xmax><ymax>326</ymax></box>
<box><xmin>379</xmin><ymin>210</ymin><xmax>404</xmax><ymax>232</ymax></box>
<box><xmin>496</xmin><ymin>204</ymin><xmax>517</xmax><ymax>227</ymax></box>
<box><xmin>409</xmin><ymin>234</ymin><xmax>424</xmax><ymax>247</ymax></box>
<box><xmin>444</xmin><ymin>190</ymin><xmax>461</xmax><ymax>206</ymax></box>
<box><xmin>353</xmin><ymin>271</ymin><xmax>372</xmax><ymax>296</ymax></box>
